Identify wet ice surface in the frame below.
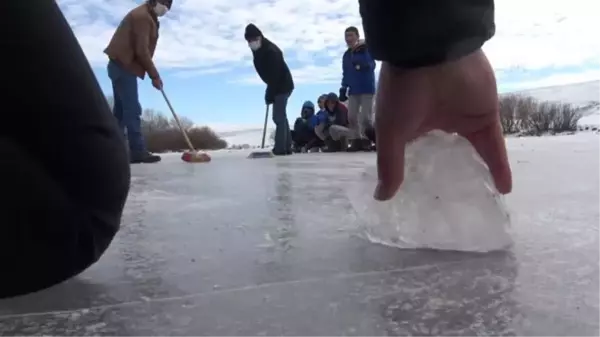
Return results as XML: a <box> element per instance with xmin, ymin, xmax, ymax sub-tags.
<box><xmin>1</xmin><ymin>134</ymin><xmax>598</xmax><ymax>336</ymax></box>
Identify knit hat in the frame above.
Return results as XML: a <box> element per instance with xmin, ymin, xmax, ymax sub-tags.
<box><xmin>244</xmin><ymin>24</ymin><xmax>263</xmax><ymax>41</ymax></box>
<box><xmin>326</xmin><ymin>92</ymin><xmax>339</xmax><ymax>102</ymax></box>
<box><xmin>302</xmin><ymin>100</ymin><xmax>315</xmax><ymax>110</ymax></box>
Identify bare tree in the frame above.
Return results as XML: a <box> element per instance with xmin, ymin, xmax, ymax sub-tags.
<box><xmin>141</xmin><ymin>109</ymin><xmax>170</xmax><ymax>134</ymax></box>
<box><xmin>170</xmin><ymin>116</ymin><xmax>194</xmax><ymax>130</ymax></box>
<box><xmin>104</xmin><ymin>95</ymin><xmax>231</xmax><ymax>152</ymax></box>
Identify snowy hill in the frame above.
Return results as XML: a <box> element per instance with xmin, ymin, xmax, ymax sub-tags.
<box><xmin>218</xmin><ymin>127</ymin><xmax>275</xmax><ymax>148</ymax></box>
<box><xmin>513</xmin><ymin>80</ymin><xmax>599</xmax><ymax>128</ymax></box>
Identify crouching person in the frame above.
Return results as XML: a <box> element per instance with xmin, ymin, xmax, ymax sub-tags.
<box><xmin>315</xmin><ymin>93</ymin><xmax>352</xmax><ymax>152</ymax></box>
<box><xmin>291</xmin><ymin>101</ymin><xmax>323</xmax><ymax>152</ymax></box>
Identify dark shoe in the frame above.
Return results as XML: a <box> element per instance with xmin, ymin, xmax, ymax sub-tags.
<box><xmin>323</xmin><ymin>139</ymin><xmax>342</xmax><ymax>152</ymax></box>
<box><xmin>130</xmin><ymin>152</ymin><xmax>161</xmax><ymax>164</ymax></box>
<box><xmin>272</xmin><ymin>149</ymin><xmax>292</xmax><ymax>156</ymax></box>
<box><xmin>360</xmin><ymin>138</ymin><xmax>373</xmax><ymax>152</ymax></box>
<box><xmin>347</xmin><ymin>139</ymin><xmax>362</xmax><ymax>152</ymax></box>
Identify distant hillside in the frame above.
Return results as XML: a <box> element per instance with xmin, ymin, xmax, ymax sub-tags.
<box><xmin>512</xmin><ymin>80</ymin><xmax>599</xmax><ymax>127</ymax></box>
<box><xmin>219</xmin><ymin>127</ymin><xmax>275</xmax><ymax>148</ymax></box>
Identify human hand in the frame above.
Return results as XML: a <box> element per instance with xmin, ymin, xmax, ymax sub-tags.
<box><xmin>151</xmin><ymin>76</ymin><xmax>163</xmax><ymax>90</ymax></box>
<box><xmin>264</xmin><ymin>88</ymin><xmax>274</xmax><ymax>105</ymax></box>
<box><xmin>373</xmin><ymin>49</ymin><xmax>512</xmax><ymax>201</ymax></box>
<box><xmin>339</xmin><ymin>87</ymin><xmax>348</xmax><ymax>102</ymax></box>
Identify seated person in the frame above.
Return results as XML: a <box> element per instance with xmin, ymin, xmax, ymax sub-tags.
<box><xmin>314</xmin><ymin>92</ymin><xmax>352</xmax><ymax>152</ymax></box>
<box><xmin>291</xmin><ymin>101</ymin><xmax>323</xmax><ymax>152</ymax></box>
<box><xmin>315</xmin><ymin>94</ymin><xmax>329</xmax><ymax>124</ymax></box>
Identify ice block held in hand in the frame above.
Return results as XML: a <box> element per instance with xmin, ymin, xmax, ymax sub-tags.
<box><xmin>349</xmin><ymin>130</ymin><xmax>512</xmax><ymax>253</ymax></box>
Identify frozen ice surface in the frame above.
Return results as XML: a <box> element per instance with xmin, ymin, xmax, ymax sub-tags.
<box><xmin>0</xmin><ymin>133</ymin><xmax>598</xmax><ymax>336</ymax></box>
<box><xmin>349</xmin><ymin>130</ymin><xmax>512</xmax><ymax>252</ymax></box>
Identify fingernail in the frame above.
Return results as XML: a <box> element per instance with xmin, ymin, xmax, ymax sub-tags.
<box><xmin>373</xmin><ymin>181</ymin><xmax>387</xmax><ymax>201</ymax></box>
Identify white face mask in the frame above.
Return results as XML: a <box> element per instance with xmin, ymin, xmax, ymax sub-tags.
<box><xmin>248</xmin><ymin>40</ymin><xmax>261</xmax><ymax>51</ymax></box>
<box><xmin>153</xmin><ymin>3</ymin><xmax>169</xmax><ymax>17</ymax></box>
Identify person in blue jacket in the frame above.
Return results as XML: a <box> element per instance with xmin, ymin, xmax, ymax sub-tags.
<box><xmin>339</xmin><ymin>26</ymin><xmax>376</xmax><ymax>152</ymax></box>
<box><xmin>315</xmin><ymin>94</ymin><xmax>329</xmax><ymax>126</ymax></box>
<box><xmin>291</xmin><ymin>100</ymin><xmax>322</xmax><ymax>152</ymax></box>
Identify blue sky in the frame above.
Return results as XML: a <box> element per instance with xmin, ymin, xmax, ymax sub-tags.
<box><xmin>59</xmin><ymin>0</ymin><xmax>599</xmax><ymax>132</ymax></box>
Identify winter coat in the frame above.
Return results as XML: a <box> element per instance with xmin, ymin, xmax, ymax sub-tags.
<box><xmin>300</xmin><ymin>101</ymin><xmax>318</xmax><ymax>130</ymax></box>
<box><xmin>341</xmin><ymin>41</ymin><xmax>376</xmax><ymax>95</ymax></box>
<box><xmin>325</xmin><ymin>102</ymin><xmax>349</xmax><ymax>127</ymax></box>
<box><xmin>252</xmin><ymin>37</ymin><xmax>294</xmax><ymax>102</ymax></box>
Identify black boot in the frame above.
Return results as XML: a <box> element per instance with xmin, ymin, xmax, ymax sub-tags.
<box><xmin>323</xmin><ymin>139</ymin><xmax>342</xmax><ymax>152</ymax></box>
<box><xmin>360</xmin><ymin>138</ymin><xmax>373</xmax><ymax>152</ymax></box>
<box><xmin>347</xmin><ymin>139</ymin><xmax>362</xmax><ymax>152</ymax></box>
<box><xmin>130</xmin><ymin>151</ymin><xmax>161</xmax><ymax>164</ymax></box>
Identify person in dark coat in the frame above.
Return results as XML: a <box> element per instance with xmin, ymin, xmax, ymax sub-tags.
<box><xmin>244</xmin><ymin>23</ymin><xmax>295</xmax><ymax>156</ymax></box>
<box><xmin>291</xmin><ymin>100</ymin><xmax>323</xmax><ymax>152</ymax></box>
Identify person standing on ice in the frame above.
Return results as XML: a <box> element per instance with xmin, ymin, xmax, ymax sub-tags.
<box><xmin>339</xmin><ymin>26</ymin><xmax>377</xmax><ymax>152</ymax></box>
<box><xmin>244</xmin><ymin>23</ymin><xmax>295</xmax><ymax>156</ymax></box>
<box><xmin>103</xmin><ymin>0</ymin><xmax>172</xmax><ymax>164</ymax></box>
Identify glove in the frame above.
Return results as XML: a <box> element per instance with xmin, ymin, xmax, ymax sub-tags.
<box><xmin>339</xmin><ymin>87</ymin><xmax>348</xmax><ymax>102</ymax></box>
<box><xmin>265</xmin><ymin>88</ymin><xmax>275</xmax><ymax>105</ymax></box>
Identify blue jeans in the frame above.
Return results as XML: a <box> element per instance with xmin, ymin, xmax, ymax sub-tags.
<box><xmin>272</xmin><ymin>92</ymin><xmax>292</xmax><ymax>153</ymax></box>
<box><xmin>107</xmin><ymin>60</ymin><xmax>146</xmax><ymax>155</ymax></box>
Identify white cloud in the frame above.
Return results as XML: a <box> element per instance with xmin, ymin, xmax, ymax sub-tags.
<box><xmin>59</xmin><ymin>0</ymin><xmax>600</xmax><ymax>88</ymax></box>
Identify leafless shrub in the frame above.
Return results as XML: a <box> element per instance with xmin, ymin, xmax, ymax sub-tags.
<box><xmin>106</xmin><ymin>96</ymin><xmax>227</xmax><ymax>152</ymax></box>
<box><xmin>498</xmin><ymin>94</ymin><xmax>581</xmax><ymax>136</ymax></box>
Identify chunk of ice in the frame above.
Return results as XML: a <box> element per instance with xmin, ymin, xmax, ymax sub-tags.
<box><xmin>349</xmin><ymin>130</ymin><xmax>512</xmax><ymax>253</ymax></box>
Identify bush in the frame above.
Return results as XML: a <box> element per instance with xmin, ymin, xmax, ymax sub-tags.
<box><xmin>498</xmin><ymin>94</ymin><xmax>582</xmax><ymax>136</ymax></box>
<box><xmin>106</xmin><ymin>96</ymin><xmax>227</xmax><ymax>152</ymax></box>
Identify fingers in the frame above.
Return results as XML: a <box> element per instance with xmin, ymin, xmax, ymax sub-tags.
<box><xmin>462</xmin><ymin>119</ymin><xmax>513</xmax><ymax>194</ymax></box>
<box><xmin>374</xmin><ymin>63</ymin><xmax>429</xmax><ymax>201</ymax></box>
<box><xmin>374</xmin><ymin>109</ymin><xmax>406</xmax><ymax>201</ymax></box>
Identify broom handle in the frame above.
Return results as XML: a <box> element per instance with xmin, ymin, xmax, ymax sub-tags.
<box><xmin>260</xmin><ymin>104</ymin><xmax>270</xmax><ymax>149</ymax></box>
<box><xmin>160</xmin><ymin>88</ymin><xmax>196</xmax><ymax>152</ymax></box>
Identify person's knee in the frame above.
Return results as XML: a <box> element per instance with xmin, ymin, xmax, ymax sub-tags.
<box><xmin>0</xmin><ymin>138</ymin><xmax>124</xmax><ymax>298</ymax></box>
